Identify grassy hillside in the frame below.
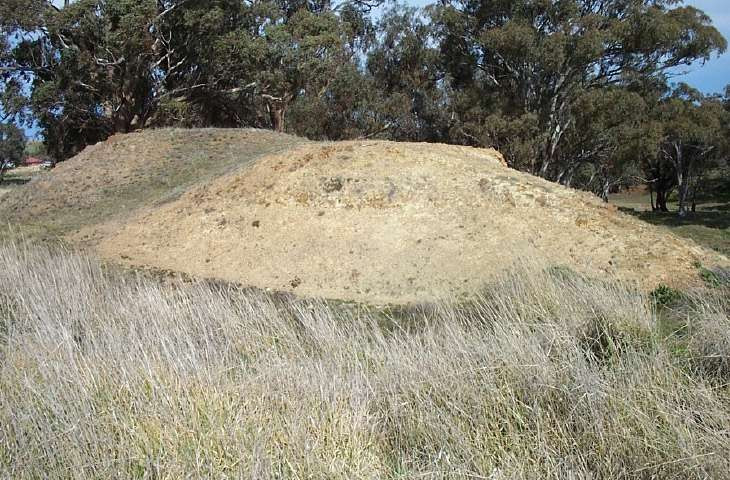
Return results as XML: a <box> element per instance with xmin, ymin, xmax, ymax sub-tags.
<box><xmin>1</xmin><ymin>129</ymin><xmax>727</xmax><ymax>303</ymax></box>
<box><xmin>1</xmin><ymin>240</ymin><xmax>729</xmax><ymax>478</ymax></box>
<box><xmin>630</xmin><ymin>211</ymin><xmax>730</xmax><ymax>257</ymax></box>
<box><xmin>0</xmin><ymin>128</ymin><xmax>304</xmax><ymax>239</ymax></box>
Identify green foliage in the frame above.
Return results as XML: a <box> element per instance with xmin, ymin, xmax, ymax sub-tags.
<box><xmin>565</xmin><ymin>88</ymin><xmax>651</xmax><ymax>198</ymax></box>
<box><xmin>545</xmin><ymin>265</ymin><xmax>584</xmax><ymax>282</ymax></box>
<box><xmin>364</xmin><ymin>5</ymin><xmax>449</xmax><ymax>142</ymax></box>
<box><xmin>696</xmin><ymin>264</ymin><xmax>730</xmax><ymax>288</ymax></box>
<box><xmin>650</xmin><ymin>284</ymin><xmax>682</xmax><ymax>307</ymax></box>
<box><xmin>432</xmin><ymin>0</ymin><xmax>726</xmax><ymax>181</ymax></box>
<box><xmin>24</xmin><ymin>140</ymin><xmax>45</xmax><ymax>158</ymax></box>
<box><xmin>0</xmin><ymin>0</ymin><xmax>727</xmax><ymax>208</ymax></box>
<box><xmin>0</xmin><ymin>123</ymin><xmax>25</xmax><ymax>171</ymax></box>
<box><xmin>642</xmin><ymin>84</ymin><xmax>729</xmax><ymax>214</ymax></box>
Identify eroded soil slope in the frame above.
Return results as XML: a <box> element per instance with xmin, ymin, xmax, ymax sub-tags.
<box><xmin>84</xmin><ymin>139</ymin><xmax>727</xmax><ymax>303</ymax></box>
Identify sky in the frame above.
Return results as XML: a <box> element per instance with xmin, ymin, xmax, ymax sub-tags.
<box><xmin>669</xmin><ymin>0</ymin><xmax>729</xmax><ymax>94</ymax></box>
<box><xmin>12</xmin><ymin>0</ymin><xmax>730</xmax><ymax>139</ymax></box>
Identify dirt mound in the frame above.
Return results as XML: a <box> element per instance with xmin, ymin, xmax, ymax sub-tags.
<box><xmin>87</xmin><ymin>139</ymin><xmax>727</xmax><ymax>304</ymax></box>
<box><xmin>4</xmin><ymin>129</ymin><xmax>726</xmax><ymax>303</ymax></box>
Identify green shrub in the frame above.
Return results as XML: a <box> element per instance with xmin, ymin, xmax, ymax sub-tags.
<box><xmin>650</xmin><ymin>284</ymin><xmax>682</xmax><ymax>307</ymax></box>
<box><xmin>698</xmin><ymin>266</ymin><xmax>730</xmax><ymax>287</ymax></box>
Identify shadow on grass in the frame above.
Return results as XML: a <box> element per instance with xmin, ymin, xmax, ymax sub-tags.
<box><xmin>619</xmin><ymin>205</ymin><xmax>730</xmax><ymax>230</ymax></box>
<box><xmin>696</xmin><ymin>175</ymin><xmax>730</xmax><ymax>204</ymax></box>
<box><xmin>618</xmin><ymin>204</ymin><xmax>730</xmax><ymax>256</ymax></box>
<box><xmin>705</xmin><ymin>203</ymin><xmax>730</xmax><ymax>213</ymax></box>
<box><xmin>0</xmin><ymin>177</ymin><xmax>32</xmax><ymax>186</ymax></box>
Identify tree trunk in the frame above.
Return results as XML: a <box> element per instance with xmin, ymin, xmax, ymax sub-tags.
<box><xmin>677</xmin><ymin>178</ymin><xmax>691</xmax><ymax>217</ymax></box>
<box><xmin>270</xmin><ymin>105</ymin><xmax>285</xmax><ymax>133</ymax></box>
<box><xmin>649</xmin><ymin>183</ymin><xmax>655</xmax><ymax>211</ymax></box>
<box><xmin>655</xmin><ymin>189</ymin><xmax>670</xmax><ymax>212</ymax></box>
<box><xmin>677</xmin><ymin>180</ymin><xmax>689</xmax><ymax>217</ymax></box>
<box><xmin>690</xmin><ymin>172</ymin><xmax>704</xmax><ymax>213</ymax></box>
<box><xmin>601</xmin><ymin>180</ymin><xmax>611</xmax><ymax>203</ymax></box>
<box><xmin>675</xmin><ymin>147</ymin><xmax>690</xmax><ymax>218</ymax></box>
<box><xmin>263</xmin><ymin>95</ymin><xmax>290</xmax><ymax>133</ymax></box>
<box><xmin>556</xmin><ymin>160</ymin><xmax>580</xmax><ymax>187</ymax></box>
<box><xmin>539</xmin><ymin>129</ymin><xmax>560</xmax><ymax>179</ymax></box>
<box><xmin>645</xmin><ymin>154</ymin><xmax>676</xmax><ymax>213</ymax></box>
<box><xmin>114</xmin><ymin>109</ymin><xmax>132</xmax><ymax>133</ymax></box>
<box><xmin>563</xmin><ymin>169</ymin><xmax>575</xmax><ymax>188</ymax></box>
<box><xmin>669</xmin><ymin>142</ymin><xmax>697</xmax><ymax>218</ymax></box>
<box><xmin>537</xmin><ymin>103</ymin><xmax>567</xmax><ymax>179</ymax></box>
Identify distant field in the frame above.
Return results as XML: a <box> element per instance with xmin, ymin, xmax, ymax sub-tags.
<box><xmin>1</xmin><ymin>165</ymin><xmax>42</xmax><ymax>180</ymax></box>
<box><xmin>0</xmin><ymin>167</ymin><xmax>38</xmax><ymax>200</ymax></box>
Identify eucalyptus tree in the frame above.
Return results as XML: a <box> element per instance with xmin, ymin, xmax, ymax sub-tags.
<box><xmin>653</xmin><ymin>85</ymin><xmax>728</xmax><ymax>216</ymax></box>
<box><xmin>151</xmin><ymin>0</ymin><xmax>377</xmax><ymax>133</ymax></box>
<box><xmin>1</xmin><ymin>0</ymin><xmax>377</xmax><ymax>156</ymax></box>
<box><xmin>431</xmin><ymin>0</ymin><xmax>727</xmax><ymax>180</ymax></box>
<box><xmin>365</xmin><ymin>4</ymin><xmax>450</xmax><ymax>142</ymax></box>
<box><xmin>1</xmin><ymin>0</ymin><xmax>169</xmax><ymax>158</ymax></box>
<box><xmin>0</xmin><ymin>122</ymin><xmax>25</xmax><ymax>184</ymax></box>
<box><xmin>560</xmin><ymin>87</ymin><xmax>652</xmax><ymax>200</ymax></box>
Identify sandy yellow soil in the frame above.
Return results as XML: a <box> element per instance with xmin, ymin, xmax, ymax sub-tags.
<box><xmin>81</xmin><ymin>138</ymin><xmax>727</xmax><ymax>303</ymax></box>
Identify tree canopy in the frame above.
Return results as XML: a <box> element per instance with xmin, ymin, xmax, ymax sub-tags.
<box><xmin>1</xmin><ymin>0</ymin><xmax>727</xmax><ymax>210</ymax></box>
<box><xmin>0</xmin><ymin>122</ymin><xmax>25</xmax><ymax>182</ymax></box>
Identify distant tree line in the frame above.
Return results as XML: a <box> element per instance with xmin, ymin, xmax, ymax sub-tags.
<box><xmin>1</xmin><ymin>0</ymin><xmax>728</xmax><ymax>213</ymax></box>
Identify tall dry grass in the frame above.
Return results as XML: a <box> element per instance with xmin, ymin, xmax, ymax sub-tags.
<box><xmin>0</xmin><ymin>240</ymin><xmax>729</xmax><ymax>479</ymax></box>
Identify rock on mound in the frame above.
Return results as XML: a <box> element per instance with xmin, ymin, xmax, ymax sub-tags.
<box><xmin>94</xmin><ymin>140</ymin><xmax>726</xmax><ymax>303</ymax></box>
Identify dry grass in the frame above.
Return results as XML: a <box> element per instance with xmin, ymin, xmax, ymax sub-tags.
<box><xmin>1</xmin><ymin>241</ymin><xmax>729</xmax><ymax>479</ymax></box>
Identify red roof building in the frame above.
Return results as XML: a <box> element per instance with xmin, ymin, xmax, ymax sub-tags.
<box><xmin>23</xmin><ymin>156</ymin><xmax>43</xmax><ymax>166</ymax></box>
